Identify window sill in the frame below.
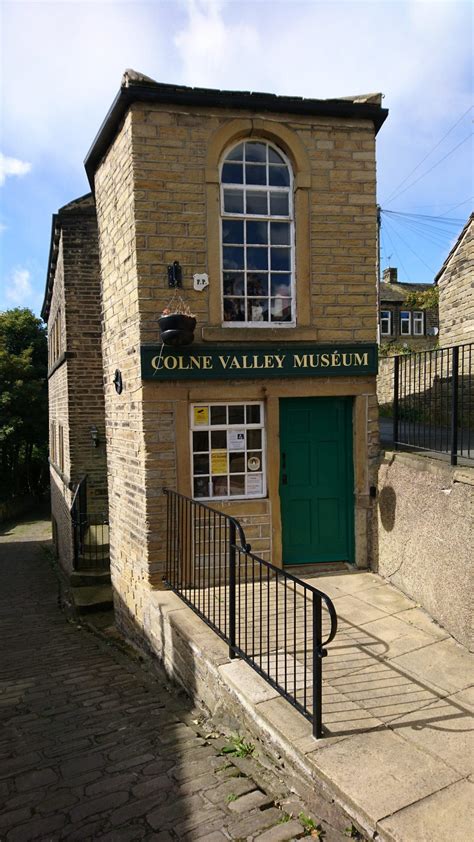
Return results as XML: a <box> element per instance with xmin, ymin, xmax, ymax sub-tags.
<box><xmin>201</xmin><ymin>326</ymin><xmax>317</xmax><ymax>343</ymax></box>
<box><xmin>48</xmin><ymin>351</ymin><xmax>76</xmax><ymax>379</ymax></box>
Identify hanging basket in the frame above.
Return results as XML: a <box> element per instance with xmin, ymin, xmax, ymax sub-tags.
<box><xmin>158</xmin><ymin>313</ymin><xmax>196</xmax><ymax>347</ymax></box>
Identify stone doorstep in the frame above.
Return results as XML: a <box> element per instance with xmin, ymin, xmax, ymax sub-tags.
<box><xmin>146</xmin><ymin>590</ymin><xmax>472</xmax><ymax>842</ymax></box>
<box><xmin>72</xmin><ymin>584</ymin><xmax>114</xmax><ymax>614</ymax></box>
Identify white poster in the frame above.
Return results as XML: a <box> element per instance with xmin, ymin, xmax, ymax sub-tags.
<box><xmin>246</xmin><ymin>474</ymin><xmax>263</xmax><ymax>495</ymax></box>
<box><xmin>228</xmin><ymin>430</ymin><xmax>245</xmax><ymax>451</ymax></box>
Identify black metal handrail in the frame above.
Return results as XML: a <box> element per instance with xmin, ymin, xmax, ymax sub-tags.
<box><xmin>70</xmin><ymin>476</ymin><xmax>109</xmax><ymax>570</ymax></box>
<box><xmin>70</xmin><ymin>475</ymin><xmax>88</xmax><ymax>569</ymax></box>
<box><xmin>393</xmin><ymin>342</ymin><xmax>473</xmax><ymax>465</ymax></box>
<box><xmin>163</xmin><ymin>488</ymin><xmax>337</xmax><ymax>738</ymax></box>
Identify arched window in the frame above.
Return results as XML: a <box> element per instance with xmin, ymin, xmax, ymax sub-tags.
<box><xmin>220</xmin><ymin>140</ymin><xmax>295</xmax><ymax>325</ymax></box>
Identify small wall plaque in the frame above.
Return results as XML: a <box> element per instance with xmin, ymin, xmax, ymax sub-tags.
<box><xmin>193</xmin><ymin>273</ymin><xmax>209</xmax><ymax>291</ymax></box>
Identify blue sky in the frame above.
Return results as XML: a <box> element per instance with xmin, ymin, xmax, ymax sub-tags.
<box><xmin>1</xmin><ymin>0</ymin><xmax>472</xmax><ymax>317</ymax></box>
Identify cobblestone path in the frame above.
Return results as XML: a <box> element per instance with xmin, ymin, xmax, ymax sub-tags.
<box><xmin>0</xmin><ymin>514</ymin><xmax>355</xmax><ymax>842</ymax></box>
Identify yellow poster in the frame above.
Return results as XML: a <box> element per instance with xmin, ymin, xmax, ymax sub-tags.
<box><xmin>193</xmin><ymin>406</ymin><xmax>209</xmax><ymax>425</ymax></box>
<box><xmin>211</xmin><ymin>449</ymin><xmax>227</xmax><ymax>475</ymax></box>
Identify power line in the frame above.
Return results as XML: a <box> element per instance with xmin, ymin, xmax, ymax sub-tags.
<box><xmin>383</xmin><ymin>214</ymin><xmax>436</xmax><ymax>274</ymax></box>
<box><xmin>382</xmin><ymin>105</ymin><xmax>473</xmax><ymax>204</ymax></box>
<box><xmin>440</xmin><ymin>197</ymin><xmax>473</xmax><ymax>216</ymax></box>
<box><xmin>381</xmin><ymin>217</ymin><xmax>410</xmax><ymax>280</ymax></box>
<box><xmin>386</xmin><ymin>132</ymin><xmax>473</xmax><ymax>205</ymax></box>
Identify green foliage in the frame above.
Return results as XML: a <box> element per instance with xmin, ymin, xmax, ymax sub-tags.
<box><xmin>225</xmin><ymin>792</ymin><xmax>238</xmax><ymax>803</ymax></box>
<box><xmin>404</xmin><ymin>286</ymin><xmax>439</xmax><ymax>310</ymax></box>
<box><xmin>0</xmin><ymin>308</ymin><xmax>49</xmax><ymax>501</ymax></box>
<box><xmin>379</xmin><ymin>342</ymin><xmax>412</xmax><ymax>358</ymax></box>
<box><xmin>278</xmin><ymin>812</ymin><xmax>291</xmax><ymax>823</ymax></box>
<box><xmin>344</xmin><ymin>824</ymin><xmax>363</xmax><ymax>839</ymax></box>
<box><xmin>219</xmin><ymin>734</ymin><xmax>255</xmax><ymax>758</ymax></box>
<box><xmin>298</xmin><ymin>812</ymin><xmax>324</xmax><ymax>837</ymax></box>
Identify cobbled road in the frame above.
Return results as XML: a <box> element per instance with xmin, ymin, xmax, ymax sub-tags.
<box><xmin>0</xmin><ymin>514</ymin><xmax>354</xmax><ymax>842</ymax></box>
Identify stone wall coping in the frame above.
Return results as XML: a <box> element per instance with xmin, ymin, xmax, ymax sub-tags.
<box><xmin>382</xmin><ymin>449</ymin><xmax>474</xmax><ymax>485</ymax></box>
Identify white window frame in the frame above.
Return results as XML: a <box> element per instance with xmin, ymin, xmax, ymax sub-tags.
<box><xmin>412</xmin><ymin>310</ymin><xmax>424</xmax><ymax>335</ymax></box>
<box><xmin>220</xmin><ymin>139</ymin><xmax>296</xmax><ymax>328</ymax></box>
<box><xmin>190</xmin><ymin>401</ymin><xmax>266</xmax><ymax>501</ymax></box>
<box><xmin>380</xmin><ymin>309</ymin><xmax>392</xmax><ymax>336</ymax></box>
<box><xmin>400</xmin><ymin>311</ymin><xmax>411</xmax><ymax>335</ymax></box>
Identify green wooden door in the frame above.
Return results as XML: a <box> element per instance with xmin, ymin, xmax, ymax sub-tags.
<box><xmin>279</xmin><ymin>397</ymin><xmax>354</xmax><ymax>565</ymax></box>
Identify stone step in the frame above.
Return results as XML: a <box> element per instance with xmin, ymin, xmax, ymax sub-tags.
<box><xmin>73</xmin><ymin>584</ymin><xmax>113</xmax><ymax>614</ymax></box>
<box><xmin>70</xmin><ymin>569</ymin><xmax>111</xmax><ymax>588</ymax></box>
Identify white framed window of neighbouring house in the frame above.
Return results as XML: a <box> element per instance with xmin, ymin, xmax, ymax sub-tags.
<box><xmin>220</xmin><ymin>140</ymin><xmax>295</xmax><ymax>327</ymax></box>
<box><xmin>190</xmin><ymin>402</ymin><xmax>266</xmax><ymax>500</ymax></box>
<box><xmin>380</xmin><ymin>310</ymin><xmax>392</xmax><ymax>336</ymax></box>
<box><xmin>413</xmin><ymin>311</ymin><xmax>424</xmax><ymax>335</ymax></box>
<box><xmin>400</xmin><ymin>310</ymin><xmax>411</xmax><ymax>335</ymax></box>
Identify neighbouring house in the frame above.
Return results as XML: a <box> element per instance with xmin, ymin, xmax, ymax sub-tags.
<box><xmin>44</xmin><ymin>70</ymin><xmax>388</xmax><ymax>646</ymax></box>
<box><xmin>42</xmin><ymin>195</ymin><xmax>109</xmax><ymax>581</ymax></box>
<box><xmin>379</xmin><ymin>267</ymin><xmax>439</xmax><ymax>352</ymax></box>
<box><xmin>435</xmin><ymin>212</ymin><xmax>473</xmax><ymax>347</ymax></box>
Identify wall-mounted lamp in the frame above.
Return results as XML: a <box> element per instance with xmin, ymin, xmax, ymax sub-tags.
<box><xmin>90</xmin><ymin>426</ymin><xmax>100</xmax><ymax>448</ymax></box>
<box><xmin>167</xmin><ymin>260</ymin><xmax>182</xmax><ymax>288</ymax></box>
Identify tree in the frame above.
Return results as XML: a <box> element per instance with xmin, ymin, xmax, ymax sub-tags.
<box><xmin>0</xmin><ymin>308</ymin><xmax>48</xmax><ymax>501</ymax></box>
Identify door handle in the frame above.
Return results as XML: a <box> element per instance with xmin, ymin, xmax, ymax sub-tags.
<box><xmin>282</xmin><ymin>474</ymin><xmax>288</xmax><ymax>485</ymax></box>
<box><xmin>282</xmin><ymin>452</ymin><xmax>286</xmax><ymax>469</ymax></box>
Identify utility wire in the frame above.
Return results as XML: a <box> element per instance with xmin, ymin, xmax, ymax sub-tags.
<box><xmin>383</xmin><ymin>214</ymin><xmax>436</xmax><ymax>274</ymax></box>
<box><xmin>440</xmin><ymin>197</ymin><xmax>473</xmax><ymax>216</ymax></box>
<box><xmin>382</xmin><ymin>105</ymin><xmax>473</xmax><ymax>204</ymax></box>
<box><xmin>386</xmin><ymin>133</ymin><xmax>473</xmax><ymax>205</ymax></box>
<box><xmin>381</xmin><ymin>217</ymin><xmax>410</xmax><ymax>280</ymax></box>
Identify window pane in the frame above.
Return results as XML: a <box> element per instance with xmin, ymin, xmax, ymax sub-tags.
<box><xmin>222</xmin><ymin>220</ymin><xmax>244</xmax><ymax>244</ymax></box>
<box><xmin>223</xmin><ymin>246</ymin><xmax>245</xmax><ymax>269</ymax></box>
<box><xmin>223</xmin><ymin>272</ymin><xmax>244</xmax><ymax>296</ymax></box>
<box><xmin>269</xmin><ymin>165</ymin><xmax>290</xmax><ymax>187</ymax></box>
<box><xmin>212</xmin><ymin>476</ymin><xmax>228</xmax><ymax>496</ymax></box>
<box><xmin>271</xmin><ymin>248</ymin><xmax>290</xmax><ymax>270</ymax></box>
<box><xmin>247</xmin><ymin>221</ymin><xmax>268</xmax><ymax>244</ymax></box>
<box><xmin>271</xmin><ymin>274</ymin><xmax>291</xmax><ymax>295</ymax></box>
<box><xmin>270</xmin><ymin>222</ymin><xmax>290</xmax><ymax>245</ymax></box>
<box><xmin>226</xmin><ymin>143</ymin><xmax>243</xmax><ymax>161</ymax></box>
<box><xmin>247</xmin><ymin>274</ymin><xmax>268</xmax><ymax>296</ymax></box>
<box><xmin>246</xmin><ymin>191</ymin><xmax>268</xmax><ymax>215</ymax></box>
<box><xmin>245</xmin><ymin>142</ymin><xmax>267</xmax><ymax>163</ymax></box>
<box><xmin>210</xmin><ymin>406</ymin><xmax>227</xmax><ymax>425</ymax></box>
<box><xmin>211</xmin><ymin>430</ymin><xmax>226</xmax><ymax>448</ymax></box>
<box><xmin>270</xmin><ymin>193</ymin><xmax>289</xmax><ymax>216</ymax></box>
<box><xmin>222</xmin><ymin>162</ymin><xmax>243</xmax><ymax>184</ymax></box>
<box><xmin>271</xmin><ymin>298</ymin><xmax>292</xmax><ymax>321</ymax></box>
<box><xmin>194</xmin><ymin>477</ymin><xmax>209</xmax><ymax>498</ymax></box>
<box><xmin>193</xmin><ymin>430</ymin><xmax>208</xmax><ymax>451</ymax></box>
<box><xmin>246</xmin><ymin>164</ymin><xmax>266</xmax><ymax>185</ymax></box>
<box><xmin>248</xmin><ymin>299</ymin><xmax>268</xmax><ymax>322</ymax></box>
<box><xmin>247</xmin><ymin>429</ymin><xmax>261</xmax><ymax>448</ymax></box>
<box><xmin>247</xmin><ymin>247</ymin><xmax>268</xmax><ymax>270</ymax></box>
<box><xmin>228</xmin><ymin>405</ymin><xmax>245</xmax><ymax>424</ymax></box>
<box><xmin>224</xmin><ymin>190</ymin><xmax>244</xmax><ymax>214</ymax></box>
<box><xmin>193</xmin><ymin>454</ymin><xmax>209</xmax><ymax>475</ymax></box>
<box><xmin>224</xmin><ymin>298</ymin><xmax>245</xmax><ymax>321</ymax></box>
<box><xmin>268</xmin><ymin>146</ymin><xmax>285</xmax><ymax>164</ymax></box>
<box><xmin>229</xmin><ymin>453</ymin><xmax>245</xmax><ymax>473</ymax></box>
<box><xmin>229</xmin><ymin>475</ymin><xmax>245</xmax><ymax>496</ymax></box>
<box><xmin>246</xmin><ymin>405</ymin><xmax>260</xmax><ymax>424</ymax></box>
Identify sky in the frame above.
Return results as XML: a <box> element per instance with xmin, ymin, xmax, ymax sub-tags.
<box><xmin>0</xmin><ymin>0</ymin><xmax>472</xmax><ymax>317</ymax></box>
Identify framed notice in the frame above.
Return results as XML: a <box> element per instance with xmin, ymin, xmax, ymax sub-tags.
<box><xmin>246</xmin><ymin>474</ymin><xmax>263</xmax><ymax>495</ymax></box>
<box><xmin>228</xmin><ymin>430</ymin><xmax>245</xmax><ymax>451</ymax></box>
<box><xmin>193</xmin><ymin>406</ymin><xmax>209</xmax><ymax>425</ymax></box>
<box><xmin>211</xmin><ymin>449</ymin><xmax>227</xmax><ymax>475</ymax></box>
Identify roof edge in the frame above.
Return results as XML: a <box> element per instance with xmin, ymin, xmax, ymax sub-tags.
<box><xmin>84</xmin><ymin>78</ymin><xmax>388</xmax><ymax>189</ymax></box>
<box><xmin>434</xmin><ymin>213</ymin><xmax>473</xmax><ymax>284</ymax></box>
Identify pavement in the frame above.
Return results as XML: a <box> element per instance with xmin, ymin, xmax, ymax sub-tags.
<box><xmin>147</xmin><ymin>566</ymin><xmax>474</xmax><ymax>841</ymax></box>
<box><xmin>0</xmin><ymin>511</ymin><xmax>362</xmax><ymax>842</ymax></box>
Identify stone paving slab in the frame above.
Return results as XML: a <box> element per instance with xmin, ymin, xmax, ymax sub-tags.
<box><xmin>0</xmin><ymin>513</ymin><xmax>359</xmax><ymax>842</ymax></box>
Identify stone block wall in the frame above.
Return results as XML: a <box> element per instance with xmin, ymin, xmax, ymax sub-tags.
<box><xmin>376</xmin><ymin>451</ymin><xmax>473</xmax><ymax>649</ymax></box>
<box><xmin>438</xmin><ymin>216</ymin><xmax>473</xmax><ymax>347</ymax></box>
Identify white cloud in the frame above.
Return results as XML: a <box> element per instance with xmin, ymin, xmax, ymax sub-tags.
<box><xmin>5</xmin><ymin>268</ymin><xmax>34</xmax><ymax>306</ymax></box>
<box><xmin>0</xmin><ymin>153</ymin><xmax>32</xmax><ymax>186</ymax></box>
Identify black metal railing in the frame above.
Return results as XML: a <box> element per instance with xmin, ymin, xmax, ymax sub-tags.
<box><xmin>70</xmin><ymin>476</ymin><xmax>109</xmax><ymax>570</ymax></box>
<box><xmin>393</xmin><ymin>342</ymin><xmax>473</xmax><ymax>465</ymax></box>
<box><xmin>163</xmin><ymin>488</ymin><xmax>337</xmax><ymax>738</ymax></box>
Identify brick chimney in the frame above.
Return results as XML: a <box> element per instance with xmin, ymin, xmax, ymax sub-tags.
<box><xmin>382</xmin><ymin>267</ymin><xmax>398</xmax><ymax>284</ymax></box>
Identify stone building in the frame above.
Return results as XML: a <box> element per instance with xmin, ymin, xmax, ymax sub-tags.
<box><xmin>45</xmin><ymin>70</ymin><xmax>387</xmax><ymax>642</ymax></box>
<box><xmin>435</xmin><ymin>213</ymin><xmax>473</xmax><ymax>347</ymax></box>
<box><xmin>379</xmin><ymin>267</ymin><xmax>439</xmax><ymax>352</ymax></box>
<box><xmin>42</xmin><ymin>195</ymin><xmax>108</xmax><ymax>578</ymax></box>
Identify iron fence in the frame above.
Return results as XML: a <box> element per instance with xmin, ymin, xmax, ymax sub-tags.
<box><xmin>163</xmin><ymin>488</ymin><xmax>337</xmax><ymax>738</ymax></box>
<box><xmin>70</xmin><ymin>476</ymin><xmax>109</xmax><ymax>570</ymax></box>
<box><xmin>393</xmin><ymin>342</ymin><xmax>473</xmax><ymax>465</ymax></box>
